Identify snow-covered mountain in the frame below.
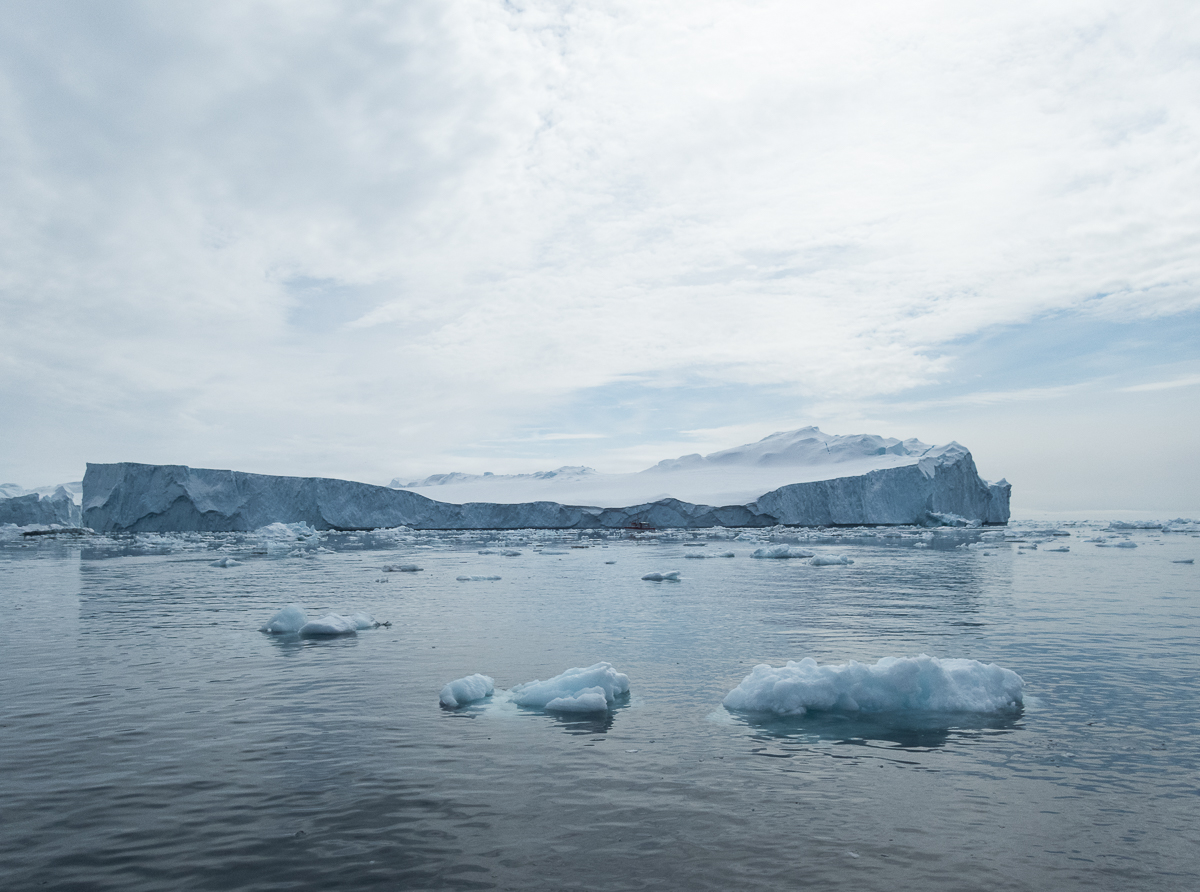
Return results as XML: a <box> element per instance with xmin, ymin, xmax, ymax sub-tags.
<box><xmin>393</xmin><ymin>427</ymin><xmax>944</xmax><ymax>507</ymax></box>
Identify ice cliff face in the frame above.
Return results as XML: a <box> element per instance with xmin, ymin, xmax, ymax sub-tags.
<box><xmin>0</xmin><ymin>486</ymin><xmax>82</xmax><ymax>526</ymax></box>
<box><xmin>83</xmin><ymin>434</ymin><xmax>1010</xmax><ymax>532</ymax></box>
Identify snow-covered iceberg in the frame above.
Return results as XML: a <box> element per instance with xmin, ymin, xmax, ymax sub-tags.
<box><xmin>81</xmin><ymin>427</ymin><xmax>1009</xmax><ymax>532</ymax></box>
<box><xmin>509</xmin><ymin>662</ymin><xmax>630</xmax><ymax>712</ymax></box>
<box><xmin>723</xmin><ymin>655</ymin><xmax>1024</xmax><ymax>717</ymax></box>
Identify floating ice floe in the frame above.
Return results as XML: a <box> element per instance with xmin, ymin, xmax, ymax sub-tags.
<box><xmin>684</xmin><ymin>553</ymin><xmax>709</xmax><ymax>559</ymax></box>
<box><xmin>604</xmin><ymin>560</ymin><xmax>617</xmax><ymax>564</ymax></box>
<box><xmin>1096</xmin><ymin>540</ymin><xmax>1138</xmax><ymax>548</ymax></box>
<box><xmin>457</xmin><ymin>575</ymin><xmax>501</xmax><ymax>581</ymax></box>
<box><xmin>440</xmin><ymin>674</ymin><xmax>495</xmax><ymax>709</ymax></box>
<box><xmin>642</xmin><ymin>570</ymin><xmax>681</xmax><ymax>581</ymax></box>
<box><xmin>1173</xmin><ymin>558</ymin><xmax>1194</xmax><ymax>564</ymax></box>
<box><xmin>296</xmin><ymin>612</ymin><xmax>379</xmax><ymax>636</ymax></box>
<box><xmin>259</xmin><ymin>604</ymin><xmax>307</xmax><ymax>634</ymax></box>
<box><xmin>510</xmin><ymin>662</ymin><xmax>630</xmax><ymax>712</ymax></box>
<box><xmin>751</xmin><ymin>545</ymin><xmax>815</xmax><ymax>559</ymax></box>
<box><xmin>298</xmin><ymin>614</ymin><xmax>358</xmax><ymax>636</ymax></box>
<box><xmin>501</xmin><ymin>550</ymin><xmax>522</xmax><ymax>556</ymax></box>
<box><xmin>723</xmin><ymin>654</ymin><xmax>1024</xmax><ymax>717</ymax></box>
<box><xmin>383</xmin><ymin>563</ymin><xmax>423</xmax><ymax>572</ymax></box>
<box><xmin>1045</xmin><ymin>546</ymin><xmax>1070</xmax><ymax>553</ymax></box>
<box><xmin>810</xmin><ymin>554</ymin><xmax>854</xmax><ymax>566</ymax></box>
<box><xmin>210</xmin><ymin>557</ymin><xmax>242</xmax><ymax>567</ymax></box>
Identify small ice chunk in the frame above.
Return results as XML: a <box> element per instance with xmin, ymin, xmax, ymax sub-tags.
<box><xmin>298</xmin><ymin>614</ymin><xmax>358</xmax><ymax>637</ymax></box>
<box><xmin>684</xmin><ymin>552</ymin><xmax>708</xmax><ymax>559</ymax></box>
<box><xmin>605</xmin><ymin>560</ymin><xmax>617</xmax><ymax>564</ymax></box>
<box><xmin>751</xmin><ymin>545</ymin><xmax>815</xmax><ymax>559</ymax></box>
<box><xmin>510</xmin><ymin>662</ymin><xmax>630</xmax><ymax>712</ymax></box>
<box><xmin>641</xmin><ymin>570</ymin><xmax>681</xmax><ymax>581</ymax></box>
<box><xmin>501</xmin><ymin>550</ymin><xmax>522</xmax><ymax>556</ymax></box>
<box><xmin>810</xmin><ymin>554</ymin><xmax>854</xmax><ymax>566</ymax></box>
<box><xmin>718</xmin><ymin>552</ymin><xmax>735</xmax><ymax>558</ymax></box>
<box><xmin>723</xmin><ymin>654</ymin><xmax>1024</xmax><ymax>716</ymax></box>
<box><xmin>210</xmin><ymin>557</ymin><xmax>241</xmax><ymax>567</ymax></box>
<box><xmin>349</xmin><ymin>612</ymin><xmax>379</xmax><ymax>630</ymax></box>
<box><xmin>1045</xmin><ymin>546</ymin><xmax>1070</xmax><ymax>553</ymax></box>
<box><xmin>478</xmin><ymin>549</ymin><xmax>496</xmax><ymax>555</ymax></box>
<box><xmin>259</xmin><ymin>604</ymin><xmax>307</xmax><ymax>634</ymax></box>
<box><xmin>1115</xmin><ymin>541</ymin><xmax>1138</xmax><ymax>548</ymax></box>
<box><xmin>1173</xmin><ymin>558</ymin><xmax>1194</xmax><ymax>564</ymax></box>
<box><xmin>383</xmin><ymin>564</ymin><xmax>423</xmax><ymax>572</ymax></box>
<box><xmin>456</xmin><ymin>575</ymin><xmax>501</xmax><ymax>581</ymax></box>
<box><xmin>540</xmin><ymin>549</ymin><xmax>569</xmax><ymax>555</ymax></box>
<box><xmin>440</xmin><ymin>674</ymin><xmax>495</xmax><ymax>708</ymax></box>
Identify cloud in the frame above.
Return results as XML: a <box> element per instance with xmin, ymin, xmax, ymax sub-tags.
<box><xmin>1118</xmin><ymin>374</ymin><xmax>1200</xmax><ymax>392</ymax></box>
<box><xmin>1</xmin><ymin>0</ymin><xmax>1198</xmax><ymax>486</ymax></box>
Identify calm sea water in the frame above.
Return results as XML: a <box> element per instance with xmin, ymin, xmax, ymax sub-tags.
<box><xmin>2</xmin><ymin>524</ymin><xmax>1198</xmax><ymax>891</ymax></box>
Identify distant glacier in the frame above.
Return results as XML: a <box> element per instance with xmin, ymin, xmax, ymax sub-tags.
<box><xmin>81</xmin><ymin>428</ymin><xmax>1010</xmax><ymax>531</ymax></box>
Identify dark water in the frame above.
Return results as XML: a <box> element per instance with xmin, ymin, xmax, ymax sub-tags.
<box><xmin>2</xmin><ymin>526</ymin><xmax>1198</xmax><ymax>890</ymax></box>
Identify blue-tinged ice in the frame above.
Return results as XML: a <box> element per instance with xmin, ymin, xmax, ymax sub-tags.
<box><xmin>723</xmin><ymin>655</ymin><xmax>1024</xmax><ymax>716</ymax></box>
<box><xmin>510</xmin><ymin>662</ymin><xmax>630</xmax><ymax>712</ymax></box>
<box><xmin>642</xmin><ymin>570</ymin><xmax>681</xmax><ymax>581</ymax></box>
<box><xmin>298</xmin><ymin>614</ymin><xmax>358</xmax><ymax>637</ymax></box>
<box><xmin>810</xmin><ymin>554</ymin><xmax>854</xmax><ymax>566</ymax></box>
<box><xmin>751</xmin><ymin>545</ymin><xmax>814</xmax><ymax>559</ymax></box>
<box><xmin>440</xmin><ymin>674</ymin><xmax>495</xmax><ymax>708</ymax></box>
<box><xmin>259</xmin><ymin>604</ymin><xmax>308</xmax><ymax>634</ymax></box>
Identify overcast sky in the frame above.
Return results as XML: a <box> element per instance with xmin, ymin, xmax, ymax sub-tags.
<box><xmin>2</xmin><ymin>0</ymin><xmax>1198</xmax><ymax>515</ymax></box>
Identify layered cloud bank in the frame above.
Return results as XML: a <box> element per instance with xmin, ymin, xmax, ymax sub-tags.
<box><xmin>80</xmin><ymin>428</ymin><xmax>1009</xmax><ymax>531</ymax></box>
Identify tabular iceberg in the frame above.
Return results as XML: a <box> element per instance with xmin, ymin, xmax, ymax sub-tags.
<box><xmin>81</xmin><ymin>427</ymin><xmax>1009</xmax><ymax>532</ymax></box>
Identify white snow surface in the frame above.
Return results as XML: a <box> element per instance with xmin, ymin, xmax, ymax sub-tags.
<box><xmin>723</xmin><ymin>655</ymin><xmax>1024</xmax><ymax>716</ymax></box>
<box><xmin>439</xmin><ymin>674</ymin><xmax>495</xmax><ymax>709</ymax></box>
<box><xmin>509</xmin><ymin>662</ymin><xmax>630</xmax><ymax>712</ymax></box>
<box><xmin>396</xmin><ymin>428</ymin><xmax>935</xmax><ymax>507</ymax></box>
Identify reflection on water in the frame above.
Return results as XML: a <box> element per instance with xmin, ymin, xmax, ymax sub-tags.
<box><xmin>729</xmin><ymin>708</ymin><xmax>1025</xmax><ymax>749</ymax></box>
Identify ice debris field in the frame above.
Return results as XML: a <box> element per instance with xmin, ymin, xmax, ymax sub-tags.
<box><xmin>435</xmin><ymin>658</ymin><xmax>1022</xmax><ymax>717</ymax></box>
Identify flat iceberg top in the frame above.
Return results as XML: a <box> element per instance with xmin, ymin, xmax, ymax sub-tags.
<box><xmin>396</xmin><ymin>427</ymin><xmax>943</xmax><ymax>507</ymax></box>
<box><xmin>723</xmin><ymin>654</ymin><xmax>1024</xmax><ymax>717</ymax></box>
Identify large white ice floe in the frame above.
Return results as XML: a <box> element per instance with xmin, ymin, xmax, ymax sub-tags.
<box><xmin>723</xmin><ymin>655</ymin><xmax>1024</xmax><ymax>716</ymax></box>
<box><xmin>509</xmin><ymin>662</ymin><xmax>630</xmax><ymax>712</ymax></box>
<box><xmin>440</xmin><ymin>674</ymin><xmax>495</xmax><ymax>709</ymax></box>
<box><xmin>81</xmin><ymin>427</ymin><xmax>1010</xmax><ymax>532</ymax></box>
